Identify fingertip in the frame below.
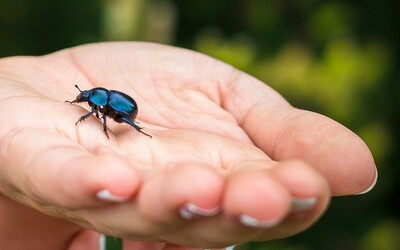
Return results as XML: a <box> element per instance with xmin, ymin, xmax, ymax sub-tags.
<box><xmin>103</xmin><ymin>155</ymin><xmax>141</xmax><ymax>193</ymax></box>
<box><xmin>164</xmin><ymin>163</ymin><xmax>224</xmax><ymax>217</ymax></box>
<box><xmin>60</xmin><ymin>154</ymin><xmax>140</xmax><ymax>206</ymax></box>
<box><xmin>355</xmin><ymin>165</ymin><xmax>378</xmax><ymax>195</ymax></box>
<box><xmin>67</xmin><ymin>230</ymin><xmax>100</xmax><ymax>250</ymax></box>
<box><xmin>329</xmin><ymin>128</ymin><xmax>378</xmax><ymax>196</ymax></box>
<box><xmin>353</xmin><ymin>139</ymin><xmax>378</xmax><ymax>195</ymax></box>
<box><xmin>138</xmin><ymin>163</ymin><xmax>224</xmax><ymax>222</ymax></box>
<box><xmin>96</xmin><ymin>189</ymin><xmax>130</xmax><ymax>202</ymax></box>
<box><xmin>271</xmin><ymin>160</ymin><xmax>330</xmax><ymax>198</ymax></box>
<box><xmin>274</xmin><ymin>110</ymin><xmax>378</xmax><ymax>197</ymax></box>
<box><xmin>224</xmin><ymin>167</ymin><xmax>291</xmax><ymax>224</ymax></box>
<box><xmin>165</xmin><ymin>163</ymin><xmax>224</xmax><ymax>209</ymax></box>
<box><xmin>269</xmin><ymin>160</ymin><xmax>330</xmax><ymax>215</ymax></box>
<box><xmin>85</xmin><ymin>154</ymin><xmax>141</xmax><ymax>202</ymax></box>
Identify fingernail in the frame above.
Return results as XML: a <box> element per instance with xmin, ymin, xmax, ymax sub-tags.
<box><xmin>356</xmin><ymin>167</ymin><xmax>378</xmax><ymax>195</ymax></box>
<box><xmin>239</xmin><ymin>214</ymin><xmax>281</xmax><ymax>228</ymax></box>
<box><xmin>291</xmin><ymin>197</ymin><xmax>317</xmax><ymax>212</ymax></box>
<box><xmin>98</xmin><ymin>234</ymin><xmax>105</xmax><ymax>250</ymax></box>
<box><xmin>96</xmin><ymin>189</ymin><xmax>129</xmax><ymax>202</ymax></box>
<box><xmin>204</xmin><ymin>246</ymin><xmax>235</xmax><ymax>250</ymax></box>
<box><xmin>179</xmin><ymin>203</ymin><xmax>221</xmax><ymax>219</ymax></box>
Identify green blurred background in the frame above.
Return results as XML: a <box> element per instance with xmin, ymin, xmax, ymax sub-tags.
<box><xmin>1</xmin><ymin>0</ymin><xmax>398</xmax><ymax>249</ymax></box>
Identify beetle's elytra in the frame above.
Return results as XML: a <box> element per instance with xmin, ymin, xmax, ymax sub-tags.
<box><xmin>65</xmin><ymin>84</ymin><xmax>152</xmax><ymax>138</ymax></box>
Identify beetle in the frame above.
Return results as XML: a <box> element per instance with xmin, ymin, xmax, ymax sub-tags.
<box><xmin>65</xmin><ymin>84</ymin><xmax>152</xmax><ymax>138</ymax></box>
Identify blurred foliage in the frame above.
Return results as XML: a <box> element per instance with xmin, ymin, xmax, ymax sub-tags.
<box><xmin>361</xmin><ymin>219</ymin><xmax>400</xmax><ymax>250</ymax></box>
<box><xmin>1</xmin><ymin>0</ymin><xmax>399</xmax><ymax>249</ymax></box>
<box><xmin>105</xmin><ymin>236</ymin><xmax>122</xmax><ymax>250</ymax></box>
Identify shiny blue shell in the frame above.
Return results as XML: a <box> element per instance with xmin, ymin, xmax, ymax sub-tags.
<box><xmin>88</xmin><ymin>88</ymin><xmax>108</xmax><ymax>107</ymax></box>
<box><xmin>108</xmin><ymin>90</ymin><xmax>137</xmax><ymax>116</ymax></box>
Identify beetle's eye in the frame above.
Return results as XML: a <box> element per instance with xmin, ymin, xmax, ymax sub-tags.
<box><xmin>82</xmin><ymin>91</ymin><xmax>90</xmax><ymax>98</ymax></box>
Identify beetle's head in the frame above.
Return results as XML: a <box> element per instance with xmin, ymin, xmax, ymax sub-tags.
<box><xmin>74</xmin><ymin>84</ymin><xmax>90</xmax><ymax>102</ymax></box>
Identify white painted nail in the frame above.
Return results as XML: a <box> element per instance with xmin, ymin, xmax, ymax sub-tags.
<box><xmin>96</xmin><ymin>189</ymin><xmax>128</xmax><ymax>202</ymax></box>
<box><xmin>356</xmin><ymin>167</ymin><xmax>378</xmax><ymax>195</ymax></box>
<box><xmin>179</xmin><ymin>203</ymin><xmax>220</xmax><ymax>219</ymax></box>
<box><xmin>98</xmin><ymin>234</ymin><xmax>105</xmax><ymax>250</ymax></box>
<box><xmin>204</xmin><ymin>245</ymin><xmax>235</xmax><ymax>250</ymax></box>
<box><xmin>291</xmin><ymin>197</ymin><xmax>317</xmax><ymax>212</ymax></box>
<box><xmin>239</xmin><ymin>214</ymin><xmax>281</xmax><ymax>228</ymax></box>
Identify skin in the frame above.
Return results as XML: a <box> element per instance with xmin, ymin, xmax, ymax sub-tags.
<box><xmin>0</xmin><ymin>42</ymin><xmax>376</xmax><ymax>250</ymax></box>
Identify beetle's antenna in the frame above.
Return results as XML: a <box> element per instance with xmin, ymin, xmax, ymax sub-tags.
<box><xmin>75</xmin><ymin>84</ymin><xmax>82</xmax><ymax>92</ymax></box>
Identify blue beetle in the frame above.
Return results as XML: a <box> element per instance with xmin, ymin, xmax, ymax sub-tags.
<box><xmin>65</xmin><ymin>85</ymin><xmax>152</xmax><ymax>138</ymax></box>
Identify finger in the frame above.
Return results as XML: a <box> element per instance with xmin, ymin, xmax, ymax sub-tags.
<box><xmin>136</xmin><ymin>162</ymin><xmax>224</xmax><ymax>233</ymax></box>
<box><xmin>162</xmin><ymin>245</ymin><xmax>202</xmax><ymax>250</ymax></box>
<box><xmin>123</xmin><ymin>131</ymin><xmax>270</xmax><ymax>232</ymax></box>
<box><xmin>162</xmin><ymin>245</ymin><xmax>230</xmax><ymax>250</ymax></box>
<box><xmin>123</xmin><ymin>239</ymin><xmax>164</xmax><ymax>250</ymax></box>
<box><xmin>253</xmin><ymin>160</ymin><xmax>330</xmax><ymax>240</ymax></box>
<box><xmin>68</xmin><ymin>230</ymin><xmax>100</xmax><ymax>250</ymax></box>
<box><xmin>70</xmin><ymin>162</ymin><xmax>224</xmax><ymax>244</ymax></box>
<box><xmin>166</xmin><ymin>160</ymin><xmax>329</xmax><ymax>246</ymax></box>
<box><xmin>70</xmin><ymin>132</ymin><xmax>271</xmax><ymax>243</ymax></box>
<box><xmin>222</xmin><ymin>73</ymin><xmax>377</xmax><ymax>196</ymax></box>
<box><xmin>0</xmin><ymin>128</ymin><xmax>140</xmax><ymax>210</ymax></box>
<box><xmin>221</xmin><ymin>160</ymin><xmax>329</xmax><ymax>242</ymax></box>
<box><xmin>224</xmin><ymin>162</ymin><xmax>291</xmax><ymax>226</ymax></box>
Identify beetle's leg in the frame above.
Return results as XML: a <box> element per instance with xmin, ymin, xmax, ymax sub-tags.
<box><xmin>121</xmin><ymin>117</ymin><xmax>152</xmax><ymax>138</ymax></box>
<box><xmin>75</xmin><ymin>108</ymin><xmax>97</xmax><ymax>125</ymax></box>
<box><xmin>102</xmin><ymin>114</ymin><xmax>110</xmax><ymax>139</ymax></box>
<box><xmin>95</xmin><ymin>109</ymin><xmax>100</xmax><ymax>119</ymax></box>
<box><xmin>65</xmin><ymin>99</ymin><xmax>77</xmax><ymax>104</ymax></box>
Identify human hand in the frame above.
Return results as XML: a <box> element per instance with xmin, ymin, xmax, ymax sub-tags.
<box><xmin>0</xmin><ymin>42</ymin><xmax>376</xmax><ymax>249</ymax></box>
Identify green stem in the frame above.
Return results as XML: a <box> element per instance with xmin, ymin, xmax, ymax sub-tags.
<box><xmin>105</xmin><ymin>236</ymin><xmax>122</xmax><ymax>250</ymax></box>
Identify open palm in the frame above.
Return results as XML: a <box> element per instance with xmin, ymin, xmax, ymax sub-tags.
<box><xmin>0</xmin><ymin>42</ymin><xmax>376</xmax><ymax>249</ymax></box>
